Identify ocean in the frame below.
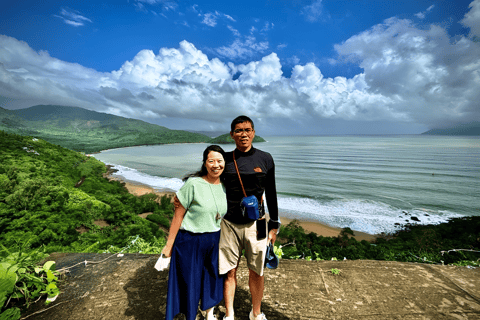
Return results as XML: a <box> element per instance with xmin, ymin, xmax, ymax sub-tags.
<box><xmin>92</xmin><ymin>135</ymin><xmax>480</xmax><ymax>235</ymax></box>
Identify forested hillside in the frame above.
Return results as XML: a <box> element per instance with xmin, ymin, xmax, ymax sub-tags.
<box><xmin>0</xmin><ymin>130</ymin><xmax>173</xmax><ymax>253</ymax></box>
<box><xmin>422</xmin><ymin>122</ymin><xmax>480</xmax><ymax>136</ymax></box>
<box><xmin>208</xmin><ymin>133</ymin><xmax>266</xmax><ymax>144</ymax></box>
<box><xmin>0</xmin><ymin>105</ymin><xmax>211</xmax><ymax>153</ymax></box>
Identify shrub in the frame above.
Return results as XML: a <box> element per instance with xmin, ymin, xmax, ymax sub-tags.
<box><xmin>146</xmin><ymin>214</ymin><xmax>171</xmax><ymax>228</ymax></box>
<box><xmin>0</xmin><ymin>244</ymin><xmax>60</xmax><ymax>320</ymax></box>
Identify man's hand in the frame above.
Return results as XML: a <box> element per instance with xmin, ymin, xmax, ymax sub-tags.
<box><xmin>268</xmin><ymin>229</ymin><xmax>277</xmax><ymax>245</ymax></box>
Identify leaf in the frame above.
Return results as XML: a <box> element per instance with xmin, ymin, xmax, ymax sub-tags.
<box><xmin>0</xmin><ymin>307</ymin><xmax>21</xmax><ymax>320</ymax></box>
<box><xmin>0</xmin><ymin>294</ymin><xmax>7</xmax><ymax>310</ymax></box>
<box><xmin>41</xmin><ymin>283</ymin><xmax>59</xmax><ymax>298</ymax></box>
<box><xmin>0</xmin><ymin>263</ymin><xmax>17</xmax><ymax>296</ymax></box>
<box><xmin>9</xmin><ymin>292</ymin><xmax>24</xmax><ymax>299</ymax></box>
<box><xmin>46</xmin><ymin>270</ymin><xmax>57</xmax><ymax>283</ymax></box>
<box><xmin>42</xmin><ymin>261</ymin><xmax>55</xmax><ymax>272</ymax></box>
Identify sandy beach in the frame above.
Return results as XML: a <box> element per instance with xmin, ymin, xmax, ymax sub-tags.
<box><xmin>114</xmin><ymin>176</ymin><xmax>376</xmax><ymax>242</ymax></box>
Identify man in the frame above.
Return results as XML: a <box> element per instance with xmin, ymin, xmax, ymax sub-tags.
<box><xmin>219</xmin><ymin>115</ymin><xmax>280</xmax><ymax>320</ymax></box>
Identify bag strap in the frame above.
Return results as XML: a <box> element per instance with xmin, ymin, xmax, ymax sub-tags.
<box><xmin>232</xmin><ymin>151</ymin><xmax>263</xmax><ymax>204</ymax></box>
<box><xmin>233</xmin><ymin>151</ymin><xmax>247</xmax><ymax>198</ymax></box>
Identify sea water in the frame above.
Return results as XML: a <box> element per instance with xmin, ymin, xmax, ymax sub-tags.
<box><xmin>93</xmin><ymin>135</ymin><xmax>480</xmax><ymax>235</ymax></box>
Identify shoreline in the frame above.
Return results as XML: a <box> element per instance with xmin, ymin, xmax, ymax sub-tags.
<box><xmin>112</xmin><ymin>175</ymin><xmax>377</xmax><ymax>242</ymax></box>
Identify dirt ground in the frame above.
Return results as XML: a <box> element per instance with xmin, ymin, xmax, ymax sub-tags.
<box><xmin>21</xmin><ymin>253</ymin><xmax>480</xmax><ymax>320</ymax></box>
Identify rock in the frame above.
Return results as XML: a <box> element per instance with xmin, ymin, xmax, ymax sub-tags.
<box><xmin>22</xmin><ymin>254</ymin><xmax>480</xmax><ymax>320</ymax></box>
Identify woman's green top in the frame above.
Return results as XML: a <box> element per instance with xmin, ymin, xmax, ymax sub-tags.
<box><xmin>176</xmin><ymin>177</ymin><xmax>227</xmax><ymax>233</ymax></box>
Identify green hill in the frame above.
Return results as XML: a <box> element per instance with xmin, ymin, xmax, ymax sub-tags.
<box><xmin>209</xmin><ymin>133</ymin><xmax>266</xmax><ymax>144</ymax></box>
<box><xmin>0</xmin><ymin>105</ymin><xmax>211</xmax><ymax>153</ymax></box>
<box><xmin>0</xmin><ymin>130</ymin><xmax>172</xmax><ymax>253</ymax></box>
<box><xmin>422</xmin><ymin>122</ymin><xmax>480</xmax><ymax>136</ymax></box>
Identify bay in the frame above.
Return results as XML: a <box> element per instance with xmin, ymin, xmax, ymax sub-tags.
<box><xmin>93</xmin><ymin>135</ymin><xmax>480</xmax><ymax>235</ymax></box>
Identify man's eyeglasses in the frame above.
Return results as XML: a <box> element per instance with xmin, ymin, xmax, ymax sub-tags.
<box><xmin>233</xmin><ymin>128</ymin><xmax>253</xmax><ymax>134</ymax></box>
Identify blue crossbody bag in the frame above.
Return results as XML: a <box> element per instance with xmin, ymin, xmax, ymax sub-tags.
<box><xmin>233</xmin><ymin>152</ymin><xmax>262</xmax><ymax>221</ymax></box>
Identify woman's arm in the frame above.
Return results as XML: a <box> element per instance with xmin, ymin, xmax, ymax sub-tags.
<box><xmin>161</xmin><ymin>201</ymin><xmax>187</xmax><ymax>257</ymax></box>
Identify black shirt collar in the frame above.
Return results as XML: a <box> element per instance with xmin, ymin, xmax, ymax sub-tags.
<box><xmin>234</xmin><ymin>147</ymin><xmax>255</xmax><ymax>158</ymax></box>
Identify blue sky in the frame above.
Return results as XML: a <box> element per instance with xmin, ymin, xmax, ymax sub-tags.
<box><xmin>0</xmin><ymin>0</ymin><xmax>479</xmax><ymax>135</ymax></box>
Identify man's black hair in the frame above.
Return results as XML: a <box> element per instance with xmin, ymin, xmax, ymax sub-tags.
<box><xmin>230</xmin><ymin>115</ymin><xmax>254</xmax><ymax>132</ymax></box>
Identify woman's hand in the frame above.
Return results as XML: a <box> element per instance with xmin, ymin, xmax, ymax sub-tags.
<box><xmin>161</xmin><ymin>243</ymin><xmax>173</xmax><ymax>257</ymax></box>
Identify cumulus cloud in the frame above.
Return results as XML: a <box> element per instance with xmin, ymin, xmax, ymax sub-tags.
<box><xmin>333</xmin><ymin>17</ymin><xmax>480</xmax><ymax>127</ymax></box>
<box><xmin>461</xmin><ymin>0</ymin><xmax>480</xmax><ymax>38</ymax></box>
<box><xmin>1</xmin><ymin>6</ymin><xmax>479</xmax><ymax>132</ymax></box>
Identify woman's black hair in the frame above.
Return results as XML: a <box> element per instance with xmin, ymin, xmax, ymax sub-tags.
<box><xmin>182</xmin><ymin>145</ymin><xmax>226</xmax><ymax>182</ymax></box>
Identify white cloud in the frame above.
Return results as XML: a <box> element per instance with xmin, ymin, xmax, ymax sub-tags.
<box><xmin>136</xmin><ymin>0</ymin><xmax>177</xmax><ymax>9</ymax></box>
<box><xmin>302</xmin><ymin>0</ymin><xmax>324</xmax><ymax>22</ymax></box>
<box><xmin>137</xmin><ymin>0</ymin><xmax>162</xmax><ymax>4</ymax></box>
<box><xmin>227</xmin><ymin>25</ymin><xmax>241</xmax><ymax>37</ymax></box>
<box><xmin>216</xmin><ymin>36</ymin><xmax>269</xmax><ymax>60</ymax></box>
<box><xmin>461</xmin><ymin>0</ymin><xmax>480</xmax><ymax>38</ymax></box>
<box><xmin>261</xmin><ymin>22</ymin><xmax>274</xmax><ymax>32</ymax></box>
<box><xmin>55</xmin><ymin>8</ymin><xmax>92</xmax><ymax>27</ymax></box>
<box><xmin>224</xmin><ymin>14</ymin><xmax>236</xmax><ymax>22</ymax></box>
<box><xmin>333</xmin><ymin>16</ymin><xmax>480</xmax><ymax>127</ymax></box>
<box><xmin>202</xmin><ymin>12</ymin><xmax>218</xmax><ymax>27</ymax></box>
<box><xmin>201</xmin><ymin>11</ymin><xmax>235</xmax><ymax>27</ymax></box>
<box><xmin>415</xmin><ymin>4</ymin><xmax>434</xmax><ymax>19</ymax></box>
<box><xmin>1</xmin><ymin>7</ymin><xmax>479</xmax><ymax>133</ymax></box>
<box><xmin>134</xmin><ymin>0</ymin><xmax>177</xmax><ymax>13</ymax></box>
<box><xmin>414</xmin><ymin>12</ymin><xmax>425</xmax><ymax>19</ymax></box>
<box><xmin>285</xmin><ymin>55</ymin><xmax>300</xmax><ymax>66</ymax></box>
<box><xmin>236</xmin><ymin>53</ymin><xmax>283</xmax><ymax>86</ymax></box>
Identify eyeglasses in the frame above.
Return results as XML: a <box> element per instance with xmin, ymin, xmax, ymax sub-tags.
<box><xmin>233</xmin><ymin>128</ymin><xmax>254</xmax><ymax>134</ymax></box>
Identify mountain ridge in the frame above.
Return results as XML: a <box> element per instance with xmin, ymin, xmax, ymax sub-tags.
<box><xmin>0</xmin><ymin>105</ymin><xmax>211</xmax><ymax>152</ymax></box>
<box><xmin>422</xmin><ymin>122</ymin><xmax>480</xmax><ymax>136</ymax></box>
<box><xmin>0</xmin><ymin>105</ymin><xmax>267</xmax><ymax>151</ymax></box>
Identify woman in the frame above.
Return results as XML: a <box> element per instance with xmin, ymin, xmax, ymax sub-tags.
<box><xmin>162</xmin><ymin>145</ymin><xmax>227</xmax><ymax>320</ymax></box>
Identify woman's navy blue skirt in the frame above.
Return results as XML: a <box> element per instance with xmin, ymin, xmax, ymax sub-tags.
<box><xmin>165</xmin><ymin>229</ymin><xmax>224</xmax><ymax>320</ymax></box>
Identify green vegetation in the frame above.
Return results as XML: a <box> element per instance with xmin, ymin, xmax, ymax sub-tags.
<box><xmin>422</xmin><ymin>122</ymin><xmax>480</xmax><ymax>136</ymax></box>
<box><xmin>208</xmin><ymin>133</ymin><xmax>266</xmax><ymax>144</ymax></box>
<box><xmin>331</xmin><ymin>268</ymin><xmax>341</xmax><ymax>275</ymax></box>
<box><xmin>1</xmin><ymin>129</ymin><xmax>478</xmax><ymax>318</ymax></box>
<box><xmin>0</xmin><ymin>105</ymin><xmax>268</xmax><ymax>153</ymax></box>
<box><xmin>277</xmin><ymin>219</ymin><xmax>480</xmax><ymax>265</ymax></box>
<box><xmin>0</xmin><ymin>130</ymin><xmax>174</xmax><ymax>253</ymax></box>
<box><xmin>1</xmin><ymin>130</ymin><xmax>175</xmax><ymax>318</ymax></box>
<box><xmin>0</xmin><ymin>105</ymin><xmax>211</xmax><ymax>153</ymax></box>
<box><xmin>0</xmin><ymin>244</ymin><xmax>59</xmax><ymax>319</ymax></box>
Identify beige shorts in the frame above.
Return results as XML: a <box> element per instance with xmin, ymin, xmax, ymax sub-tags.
<box><xmin>219</xmin><ymin>218</ymin><xmax>268</xmax><ymax>276</ymax></box>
